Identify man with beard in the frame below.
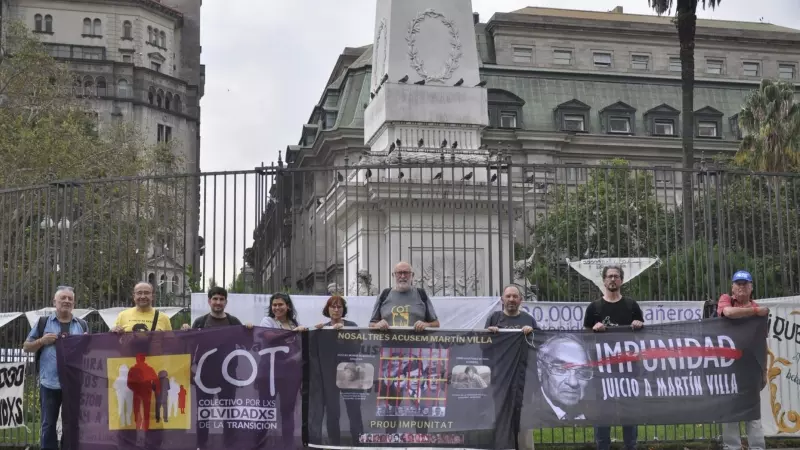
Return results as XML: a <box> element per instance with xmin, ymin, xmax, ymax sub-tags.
<box><xmin>485</xmin><ymin>285</ymin><xmax>536</xmax><ymax>450</ymax></box>
<box><xmin>583</xmin><ymin>265</ymin><xmax>643</xmax><ymax>450</ymax></box>
<box><xmin>183</xmin><ymin>287</ymin><xmax>252</xmax><ymax>449</ymax></box>
<box><xmin>369</xmin><ymin>261</ymin><xmax>439</xmax><ymax>331</ymax></box>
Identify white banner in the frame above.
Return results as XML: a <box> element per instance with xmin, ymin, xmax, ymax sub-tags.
<box><xmin>0</xmin><ymin>362</ymin><xmax>26</xmax><ymax>429</ymax></box>
<box><xmin>24</xmin><ymin>308</ymin><xmax>95</xmax><ymax>328</ymax></box>
<box><xmin>567</xmin><ymin>257</ymin><xmax>659</xmax><ymax>291</ymax></box>
<box><xmin>518</xmin><ymin>300</ymin><xmax>705</xmax><ymax>330</ymax></box>
<box><xmin>758</xmin><ymin>297</ymin><xmax>800</xmax><ymax>437</ymax></box>
<box><xmin>190</xmin><ymin>294</ymin><xmax>500</xmax><ymax>330</ymax></box>
<box><xmin>0</xmin><ymin>312</ymin><xmax>22</xmax><ymax>331</ymax></box>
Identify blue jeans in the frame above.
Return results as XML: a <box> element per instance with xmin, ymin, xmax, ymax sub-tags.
<box><xmin>595</xmin><ymin>425</ymin><xmax>637</xmax><ymax>450</ymax></box>
<box><xmin>40</xmin><ymin>385</ymin><xmax>62</xmax><ymax>450</ymax></box>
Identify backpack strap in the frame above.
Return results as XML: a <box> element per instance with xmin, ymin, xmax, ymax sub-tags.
<box><xmin>76</xmin><ymin>317</ymin><xmax>89</xmax><ymax>333</ymax></box>
<box><xmin>377</xmin><ymin>288</ymin><xmax>391</xmax><ymax>308</ymax></box>
<box><xmin>417</xmin><ymin>288</ymin><xmax>431</xmax><ymax>318</ymax></box>
<box><xmin>151</xmin><ymin>310</ymin><xmax>160</xmax><ymax>331</ymax></box>
<box><xmin>34</xmin><ymin>316</ymin><xmax>49</xmax><ymax>363</ymax></box>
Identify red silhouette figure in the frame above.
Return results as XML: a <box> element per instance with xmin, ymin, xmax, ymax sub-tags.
<box><xmin>178</xmin><ymin>385</ymin><xmax>187</xmax><ymax>414</ymax></box>
<box><xmin>127</xmin><ymin>353</ymin><xmax>159</xmax><ymax>430</ymax></box>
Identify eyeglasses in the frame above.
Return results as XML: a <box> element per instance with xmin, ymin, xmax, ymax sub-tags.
<box><xmin>393</xmin><ymin>271</ymin><xmax>412</xmax><ymax>276</ymax></box>
<box><xmin>134</xmin><ymin>290</ymin><xmax>152</xmax><ymax>296</ymax></box>
<box><xmin>605</xmin><ymin>275</ymin><xmax>621</xmax><ymax>280</ymax></box>
<box><xmin>543</xmin><ymin>361</ymin><xmax>593</xmax><ymax>381</ymax></box>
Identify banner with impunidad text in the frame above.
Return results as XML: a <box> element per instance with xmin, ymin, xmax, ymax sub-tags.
<box><xmin>520</xmin><ymin>316</ymin><xmax>769</xmax><ymax>427</ymax></box>
<box><xmin>758</xmin><ymin>297</ymin><xmax>800</xmax><ymax>437</ymax></box>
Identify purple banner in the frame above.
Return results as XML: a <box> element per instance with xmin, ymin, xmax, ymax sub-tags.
<box><xmin>56</xmin><ymin>326</ymin><xmax>303</xmax><ymax>450</ymax></box>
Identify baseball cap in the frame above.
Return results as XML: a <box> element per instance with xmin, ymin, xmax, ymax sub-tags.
<box><xmin>732</xmin><ymin>270</ymin><xmax>753</xmax><ymax>283</ymax></box>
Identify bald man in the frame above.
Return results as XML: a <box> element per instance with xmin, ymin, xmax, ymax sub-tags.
<box><xmin>112</xmin><ymin>282</ymin><xmax>172</xmax><ymax>333</ymax></box>
<box><xmin>369</xmin><ymin>261</ymin><xmax>439</xmax><ymax>331</ymax></box>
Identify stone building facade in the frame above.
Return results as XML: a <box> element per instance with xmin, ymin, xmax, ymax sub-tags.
<box><xmin>2</xmin><ymin>0</ymin><xmax>204</xmax><ymax>302</ymax></box>
<box><xmin>252</xmin><ymin>5</ymin><xmax>800</xmax><ymax>296</ymax></box>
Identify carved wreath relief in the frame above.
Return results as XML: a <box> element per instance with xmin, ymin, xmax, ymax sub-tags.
<box><xmin>373</xmin><ymin>18</ymin><xmax>388</xmax><ymax>90</ymax></box>
<box><xmin>406</xmin><ymin>9</ymin><xmax>463</xmax><ymax>83</ymax></box>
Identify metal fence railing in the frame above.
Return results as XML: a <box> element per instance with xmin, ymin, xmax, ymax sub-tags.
<box><xmin>2</xmin><ymin>161</ymin><xmax>799</xmax><ymax>447</ymax></box>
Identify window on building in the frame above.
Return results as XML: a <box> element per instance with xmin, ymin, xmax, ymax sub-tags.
<box><xmin>669</xmin><ymin>57</ymin><xmax>681</xmax><ymax>72</ymax></box>
<box><xmin>74</xmin><ymin>47</ymin><xmax>103</xmax><ymax>59</ymax></box>
<box><xmin>324</xmin><ymin>111</ymin><xmax>337</xmax><ymax>129</ymax></box>
<box><xmin>165</xmin><ymin>93</ymin><xmax>172</xmax><ymax>110</ymax></box>
<box><xmin>148</xmin><ymin>87</ymin><xmax>155</xmax><ymax>104</ymax></box>
<box><xmin>148</xmin><ymin>26</ymin><xmax>153</xmax><ymax>44</ymax></box>
<box><xmin>706</xmin><ymin>59</ymin><xmax>724</xmax><ymax>74</ymax></box>
<box><xmin>608</xmin><ymin>116</ymin><xmax>631</xmax><ymax>133</ymax></box>
<box><xmin>96</xmin><ymin>77</ymin><xmax>107</xmax><ymax>96</ymax></box>
<box><xmin>153</xmin><ymin>28</ymin><xmax>159</xmax><ymax>44</ymax></box>
<box><xmin>566</xmin><ymin>164</ymin><xmax>586</xmax><ymax>182</ymax></box>
<box><xmin>45</xmin><ymin>44</ymin><xmax>70</xmax><ymax>58</ymax></box>
<box><xmin>82</xmin><ymin>76</ymin><xmax>94</xmax><ymax>96</ymax></box>
<box><xmin>157</xmin><ymin>124</ymin><xmax>173</xmax><ymax>143</ymax></box>
<box><xmin>500</xmin><ymin>112</ymin><xmax>518</xmax><ymax>128</ymax></box>
<box><xmin>82</xmin><ymin>18</ymin><xmax>91</xmax><ymax>35</ymax></box>
<box><xmin>156</xmin><ymin>89</ymin><xmax>164</xmax><ymax>108</ymax></box>
<box><xmin>159</xmin><ymin>31</ymin><xmax>166</xmax><ymax>48</ymax></box>
<box><xmin>779</xmin><ymin>64</ymin><xmax>796</xmax><ymax>80</ymax></box>
<box><xmin>729</xmin><ymin>114</ymin><xmax>743</xmax><ymax>140</ymax></box>
<box><xmin>593</xmin><ymin>52</ymin><xmax>612</xmax><ymax>68</ymax></box>
<box><xmin>698</xmin><ymin>121</ymin><xmax>718</xmax><ymax>137</ymax></box>
<box><xmin>34</xmin><ymin>14</ymin><xmax>42</xmax><ymax>32</ymax></box>
<box><xmin>553</xmin><ymin>50</ymin><xmax>572</xmax><ymax>65</ymax></box>
<box><xmin>654</xmin><ymin>166</ymin><xmax>674</xmax><ymax>184</ymax></box>
<box><xmin>653</xmin><ymin>119</ymin><xmax>675</xmax><ymax>136</ymax></box>
<box><xmin>512</xmin><ymin>46</ymin><xmax>533</xmax><ymax>64</ymax></box>
<box><xmin>563</xmin><ymin>114</ymin><xmax>585</xmax><ymax>131</ymax></box>
<box><xmin>631</xmin><ymin>55</ymin><xmax>649</xmax><ymax>70</ymax></box>
<box><xmin>743</xmin><ymin>61</ymin><xmax>760</xmax><ymax>77</ymax></box>
<box><xmin>151</xmin><ymin>62</ymin><xmax>161</xmax><ymax>72</ymax></box>
<box><xmin>123</xmin><ymin>21</ymin><xmax>132</xmax><ymax>39</ymax></box>
<box><xmin>172</xmin><ymin>275</ymin><xmax>179</xmax><ymax>294</ymax></box>
<box><xmin>122</xmin><ymin>54</ymin><xmax>132</xmax><ymax>63</ymax></box>
<box><xmin>117</xmin><ymin>79</ymin><xmax>131</xmax><ymax>98</ymax></box>
<box><xmin>93</xmin><ymin>18</ymin><xmax>102</xmax><ymax>36</ymax></box>
<box><xmin>487</xmin><ymin>89</ymin><xmax>524</xmax><ymax>129</ymax></box>
<box><xmin>173</xmin><ymin>95</ymin><xmax>182</xmax><ymax>112</ymax></box>
<box><xmin>45</xmin><ymin>15</ymin><xmax>52</xmax><ymax>32</ymax></box>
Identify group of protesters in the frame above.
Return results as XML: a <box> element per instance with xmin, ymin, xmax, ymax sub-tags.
<box><xmin>24</xmin><ymin>259</ymin><xmax>769</xmax><ymax>450</ymax></box>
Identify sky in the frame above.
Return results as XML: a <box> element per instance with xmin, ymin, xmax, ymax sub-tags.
<box><xmin>192</xmin><ymin>0</ymin><xmax>799</xmax><ymax>288</ymax></box>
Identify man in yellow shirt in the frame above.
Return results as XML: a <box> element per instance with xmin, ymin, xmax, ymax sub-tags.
<box><xmin>112</xmin><ymin>282</ymin><xmax>172</xmax><ymax>332</ymax></box>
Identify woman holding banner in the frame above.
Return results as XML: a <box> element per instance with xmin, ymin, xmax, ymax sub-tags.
<box><xmin>314</xmin><ymin>296</ymin><xmax>365</xmax><ymax>445</ymax></box>
<box><xmin>257</xmin><ymin>293</ymin><xmax>306</xmax><ymax>448</ymax></box>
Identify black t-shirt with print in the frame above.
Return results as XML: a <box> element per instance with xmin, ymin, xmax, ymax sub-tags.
<box><xmin>484</xmin><ymin>311</ymin><xmax>537</xmax><ymax>330</ymax></box>
<box><xmin>583</xmin><ymin>296</ymin><xmax>644</xmax><ymax>328</ymax></box>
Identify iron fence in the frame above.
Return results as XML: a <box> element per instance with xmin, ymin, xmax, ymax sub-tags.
<box><xmin>2</xmin><ymin>161</ymin><xmax>799</xmax><ymax>447</ymax></box>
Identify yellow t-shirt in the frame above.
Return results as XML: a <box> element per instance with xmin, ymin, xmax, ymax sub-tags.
<box><xmin>114</xmin><ymin>307</ymin><xmax>172</xmax><ymax>332</ymax></box>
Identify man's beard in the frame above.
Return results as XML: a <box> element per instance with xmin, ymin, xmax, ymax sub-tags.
<box><xmin>606</xmin><ymin>285</ymin><xmax>619</xmax><ymax>292</ymax></box>
<box><xmin>395</xmin><ymin>281</ymin><xmax>411</xmax><ymax>292</ymax></box>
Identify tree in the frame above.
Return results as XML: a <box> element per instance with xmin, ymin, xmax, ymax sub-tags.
<box><xmin>0</xmin><ymin>21</ymin><xmax>186</xmax><ymax>310</ymax></box>
<box><xmin>524</xmin><ymin>159</ymin><xmax>678</xmax><ymax>300</ymax></box>
<box><xmin>649</xmin><ymin>0</ymin><xmax>722</xmax><ymax>242</ymax></box>
<box><xmin>733</xmin><ymin>79</ymin><xmax>800</xmax><ymax>292</ymax></box>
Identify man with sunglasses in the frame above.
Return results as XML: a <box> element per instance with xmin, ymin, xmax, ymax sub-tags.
<box><xmin>717</xmin><ymin>270</ymin><xmax>768</xmax><ymax>450</ymax></box>
<box><xmin>583</xmin><ymin>265</ymin><xmax>643</xmax><ymax>450</ymax></box>
<box><xmin>22</xmin><ymin>286</ymin><xmax>89</xmax><ymax>450</ymax></box>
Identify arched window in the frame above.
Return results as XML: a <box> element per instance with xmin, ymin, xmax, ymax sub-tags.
<box><xmin>147</xmin><ymin>26</ymin><xmax>153</xmax><ymax>43</ymax></box>
<box><xmin>165</xmin><ymin>92</ymin><xmax>172</xmax><ymax>110</ymax></box>
<box><xmin>45</xmin><ymin>15</ymin><xmax>53</xmax><ymax>32</ymax></box>
<box><xmin>153</xmin><ymin>28</ymin><xmax>159</xmax><ymax>44</ymax></box>
<box><xmin>117</xmin><ymin>79</ymin><xmax>131</xmax><ymax>98</ymax></box>
<box><xmin>34</xmin><ymin>14</ymin><xmax>42</xmax><ymax>32</ymax></box>
<box><xmin>148</xmin><ymin>86</ymin><xmax>155</xmax><ymax>104</ymax></box>
<box><xmin>73</xmin><ymin>77</ymin><xmax>82</xmax><ymax>96</ymax></box>
<box><xmin>148</xmin><ymin>273</ymin><xmax>155</xmax><ymax>285</ymax></box>
<box><xmin>83</xmin><ymin>75</ymin><xmax>94</xmax><ymax>96</ymax></box>
<box><xmin>487</xmin><ymin>89</ymin><xmax>526</xmax><ymax>129</ymax></box>
<box><xmin>159</xmin><ymin>31</ymin><xmax>166</xmax><ymax>47</ymax></box>
<box><xmin>96</xmin><ymin>77</ymin><xmax>107</xmax><ymax>96</ymax></box>
<box><xmin>156</xmin><ymin>89</ymin><xmax>164</xmax><ymax>108</ymax></box>
<box><xmin>171</xmin><ymin>275</ymin><xmax>179</xmax><ymax>294</ymax></box>
<box><xmin>159</xmin><ymin>274</ymin><xmax>167</xmax><ymax>294</ymax></box>
<box><xmin>173</xmin><ymin>95</ymin><xmax>182</xmax><ymax>112</ymax></box>
<box><xmin>123</xmin><ymin>21</ymin><xmax>132</xmax><ymax>39</ymax></box>
<box><xmin>82</xmin><ymin>18</ymin><xmax>91</xmax><ymax>35</ymax></box>
<box><xmin>93</xmin><ymin>18</ymin><xmax>102</xmax><ymax>36</ymax></box>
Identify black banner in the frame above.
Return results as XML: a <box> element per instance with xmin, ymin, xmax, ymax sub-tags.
<box><xmin>520</xmin><ymin>316</ymin><xmax>769</xmax><ymax>427</ymax></box>
<box><xmin>307</xmin><ymin>329</ymin><xmax>527</xmax><ymax>449</ymax></box>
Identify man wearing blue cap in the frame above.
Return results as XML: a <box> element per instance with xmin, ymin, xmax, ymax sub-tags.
<box><xmin>717</xmin><ymin>270</ymin><xmax>768</xmax><ymax>450</ymax></box>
